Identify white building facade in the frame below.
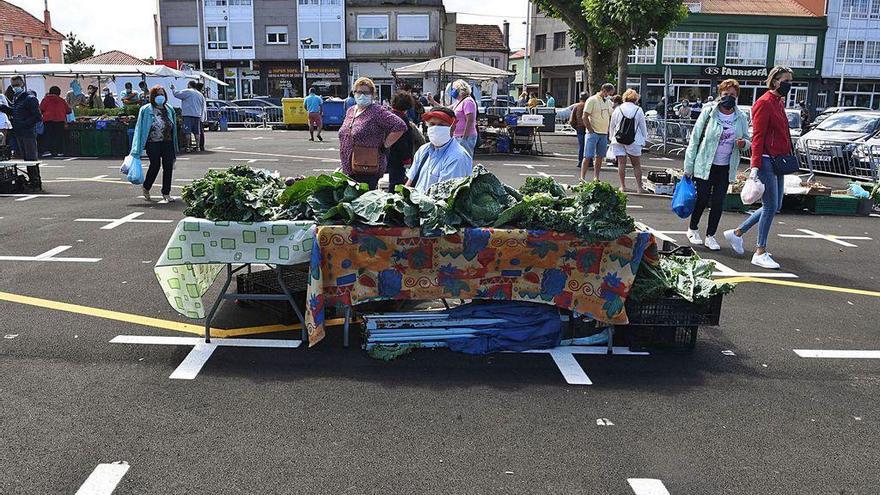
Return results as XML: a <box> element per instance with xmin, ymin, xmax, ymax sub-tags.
<box><xmin>822</xmin><ymin>0</ymin><xmax>880</xmax><ymax>108</ymax></box>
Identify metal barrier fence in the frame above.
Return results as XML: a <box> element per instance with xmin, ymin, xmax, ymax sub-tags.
<box><xmin>797</xmin><ymin>139</ymin><xmax>880</xmax><ymax>181</ymax></box>
<box><xmin>645</xmin><ymin>118</ymin><xmax>695</xmax><ymax>155</ymax></box>
<box><xmin>207</xmin><ymin>106</ymin><xmax>284</xmax><ymax>129</ymax></box>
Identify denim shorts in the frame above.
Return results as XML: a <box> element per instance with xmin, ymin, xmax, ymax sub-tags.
<box><xmin>584</xmin><ymin>132</ymin><xmax>609</xmax><ymax>158</ymax></box>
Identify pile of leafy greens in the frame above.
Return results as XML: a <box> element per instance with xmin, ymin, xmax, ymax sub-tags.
<box><xmin>571</xmin><ymin>180</ymin><xmax>636</xmax><ymax>242</ymax></box>
<box><xmin>427</xmin><ymin>165</ymin><xmax>521</xmax><ymax>227</ymax></box>
<box><xmin>629</xmin><ymin>255</ymin><xmax>736</xmax><ymax>304</ymax></box>
<box><xmin>279</xmin><ymin>172</ymin><xmax>368</xmax><ymax>221</ymax></box>
<box><xmin>182</xmin><ymin>165</ymin><xmax>286</xmax><ymax>222</ymax></box>
<box><xmin>519</xmin><ymin>176</ymin><xmax>567</xmax><ymax>199</ymax></box>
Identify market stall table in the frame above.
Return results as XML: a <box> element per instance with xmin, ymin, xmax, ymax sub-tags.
<box><xmin>305</xmin><ymin>226</ymin><xmax>658</xmax><ymax>347</ymax></box>
<box><xmin>155</xmin><ymin>218</ymin><xmax>315</xmax><ymax>341</ymax></box>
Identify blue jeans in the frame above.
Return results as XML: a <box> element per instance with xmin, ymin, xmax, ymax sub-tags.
<box><xmin>737</xmin><ymin>158</ymin><xmax>785</xmax><ymax>249</ymax></box>
<box><xmin>456</xmin><ymin>135</ymin><xmax>477</xmax><ymax>157</ymax></box>
<box><xmin>576</xmin><ymin>127</ymin><xmax>586</xmax><ymax>166</ymax></box>
<box><xmin>584</xmin><ymin>132</ymin><xmax>609</xmax><ymax>160</ymax></box>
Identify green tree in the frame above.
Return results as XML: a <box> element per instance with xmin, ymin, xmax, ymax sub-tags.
<box><xmin>534</xmin><ymin>0</ymin><xmax>616</xmax><ymax>93</ymax></box>
<box><xmin>63</xmin><ymin>33</ymin><xmax>95</xmax><ymax>63</ymax></box>
<box><xmin>585</xmin><ymin>0</ymin><xmax>688</xmax><ymax>92</ymax></box>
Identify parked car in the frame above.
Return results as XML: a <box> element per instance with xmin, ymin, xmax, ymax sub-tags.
<box><xmin>797</xmin><ymin>110</ymin><xmax>880</xmax><ymax>175</ymax></box>
<box><xmin>205</xmin><ymin>99</ymin><xmax>263</xmax><ymax>129</ymax></box>
<box><xmin>480</xmin><ymin>96</ymin><xmax>516</xmax><ymax>108</ymax></box>
<box><xmin>808</xmin><ymin>106</ymin><xmax>870</xmax><ymax>130</ymax></box>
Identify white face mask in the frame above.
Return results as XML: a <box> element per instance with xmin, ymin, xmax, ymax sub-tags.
<box><xmin>427</xmin><ymin>125</ymin><xmax>452</xmax><ymax>147</ymax></box>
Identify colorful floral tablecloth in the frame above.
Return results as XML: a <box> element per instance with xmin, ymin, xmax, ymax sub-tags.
<box><xmin>155</xmin><ymin>218</ymin><xmax>315</xmax><ymax>318</ymax></box>
<box><xmin>305</xmin><ymin>226</ymin><xmax>658</xmax><ymax>347</ymax></box>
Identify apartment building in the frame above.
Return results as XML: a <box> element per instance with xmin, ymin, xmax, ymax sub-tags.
<box><xmin>0</xmin><ymin>0</ymin><xmax>65</xmax><ymax>65</ymax></box>
<box><xmin>822</xmin><ymin>0</ymin><xmax>880</xmax><ymax>108</ymax></box>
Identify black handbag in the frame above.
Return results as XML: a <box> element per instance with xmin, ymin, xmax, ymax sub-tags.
<box><xmin>772</xmin><ymin>117</ymin><xmax>800</xmax><ymax>176</ymax></box>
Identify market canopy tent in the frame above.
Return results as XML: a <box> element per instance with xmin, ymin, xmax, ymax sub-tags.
<box><xmin>392</xmin><ymin>56</ymin><xmax>513</xmax><ymax>80</ymax></box>
<box><xmin>0</xmin><ymin>63</ymin><xmax>186</xmax><ymax>78</ymax></box>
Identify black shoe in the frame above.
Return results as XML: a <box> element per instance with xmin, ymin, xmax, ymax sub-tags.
<box><xmin>318</xmin><ymin>135</ymin><xmax>323</xmax><ymax>141</ymax></box>
<box><xmin>308</xmin><ymin>138</ymin><xmax>314</xmax><ymax>141</ymax></box>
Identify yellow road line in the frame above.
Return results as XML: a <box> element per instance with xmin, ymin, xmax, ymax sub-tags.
<box><xmin>0</xmin><ymin>290</ymin><xmax>347</xmax><ymax>337</ymax></box>
<box><xmin>714</xmin><ymin>277</ymin><xmax>880</xmax><ymax>298</ymax></box>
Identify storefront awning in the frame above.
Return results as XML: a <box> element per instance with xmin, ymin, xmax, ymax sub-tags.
<box><xmin>392</xmin><ymin>56</ymin><xmax>513</xmax><ymax>80</ymax></box>
<box><xmin>0</xmin><ymin>63</ymin><xmax>186</xmax><ymax>78</ymax></box>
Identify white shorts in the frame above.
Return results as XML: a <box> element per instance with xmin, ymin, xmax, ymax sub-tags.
<box><xmin>611</xmin><ymin>143</ymin><xmax>642</xmax><ymax>157</ymax></box>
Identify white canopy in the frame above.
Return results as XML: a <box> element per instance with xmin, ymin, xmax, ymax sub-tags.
<box><xmin>0</xmin><ymin>63</ymin><xmax>185</xmax><ymax>78</ymax></box>
<box><xmin>185</xmin><ymin>70</ymin><xmax>228</xmax><ymax>87</ymax></box>
<box><xmin>392</xmin><ymin>56</ymin><xmax>513</xmax><ymax>80</ymax></box>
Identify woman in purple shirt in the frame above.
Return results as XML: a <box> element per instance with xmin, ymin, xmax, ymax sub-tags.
<box><xmin>450</xmin><ymin>79</ymin><xmax>478</xmax><ymax>157</ymax></box>
<box><xmin>338</xmin><ymin>77</ymin><xmax>407</xmax><ymax>190</ymax></box>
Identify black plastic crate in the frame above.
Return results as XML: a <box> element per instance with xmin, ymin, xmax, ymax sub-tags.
<box><xmin>0</xmin><ymin>165</ymin><xmax>16</xmax><ymax>181</ymax></box>
<box><xmin>624</xmin><ymin>325</ymin><xmax>698</xmax><ymax>353</ymax></box>
<box><xmin>235</xmin><ymin>265</ymin><xmax>309</xmax><ymax>323</ymax></box>
<box><xmin>625</xmin><ymin>294</ymin><xmax>723</xmax><ymax>327</ymax></box>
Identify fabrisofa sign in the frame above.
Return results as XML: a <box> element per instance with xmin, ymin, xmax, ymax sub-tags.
<box><xmin>702</xmin><ymin>66</ymin><xmax>769</xmax><ymax>77</ymax></box>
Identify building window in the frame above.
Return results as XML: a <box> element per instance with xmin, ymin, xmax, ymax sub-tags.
<box><xmin>866</xmin><ymin>41</ymin><xmax>880</xmax><ymax>64</ymax></box>
<box><xmin>628</xmin><ymin>43</ymin><xmax>657</xmax><ymax>64</ymax></box>
<box><xmin>488</xmin><ymin>57</ymin><xmax>500</xmax><ymax>68</ymax></box>
<box><xmin>662</xmin><ymin>31</ymin><xmax>718</xmax><ymax>65</ymax></box>
<box><xmin>266</xmin><ymin>26</ymin><xmax>288</xmax><ymax>44</ymax></box>
<box><xmin>357</xmin><ymin>15</ymin><xmax>389</xmax><ymax>41</ymax></box>
<box><xmin>4</xmin><ymin>41</ymin><xmax>12</xmax><ymax>58</ymax></box>
<box><xmin>297</xmin><ymin>0</ymin><xmax>318</xmax><ymax>4</ymax></box>
<box><xmin>841</xmin><ymin>0</ymin><xmax>870</xmax><ymax>18</ymax></box>
<box><xmin>534</xmin><ymin>34</ymin><xmax>546</xmax><ymax>51</ymax></box>
<box><xmin>725</xmin><ymin>33</ymin><xmax>767</xmax><ymax>66</ymax></box>
<box><xmin>229</xmin><ymin>22</ymin><xmax>254</xmax><ymax>50</ymax></box>
<box><xmin>321</xmin><ymin>20</ymin><xmax>343</xmax><ymax>49</ymax></box>
<box><xmin>42</xmin><ymin>45</ymin><xmax>49</xmax><ymax>59</ymax></box>
<box><xmin>207</xmin><ymin>26</ymin><xmax>228</xmax><ymax>50</ymax></box>
<box><xmin>25</xmin><ymin>43</ymin><xmax>32</xmax><ymax>58</ymax></box>
<box><xmin>397</xmin><ymin>14</ymin><xmax>429</xmax><ymax>41</ymax></box>
<box><xmin>168</xmin><ymin>26</ymin><xmax>199</xmax><ymax>45</ymax></box>
<box><xmin>837</xmin><ymin>39</ymin><xmax>866</xmax><ymax>63</ymax></box>
<box><xmin>510</xmin><ymin>62</ymin><xmax>517</xmax><ymax>72</ymax></box>
<box><xmin>553</xmin><ymin>32</ymin><xmax>566</xmax><ymax>50</ymax></box>
<box><xmin>775</xmin><ymin>35</ymin><xmax>817</xmax><ymax>68</ymax></box>
<box><xmin>321</xmin><ymin>0</ymin><xmax>341</xmax><ymax>4</ymax></box>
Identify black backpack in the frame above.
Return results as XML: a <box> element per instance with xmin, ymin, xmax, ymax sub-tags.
<box><xmin>615</xmin><ymin>110</ymin><xmax>637</xmax><ymax>145</ymax></box>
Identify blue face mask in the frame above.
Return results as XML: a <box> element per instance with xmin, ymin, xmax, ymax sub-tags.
<box><xmin>154</xmin><ymin>95</ymin><xmax>166</xmax><ymax>105</ymax></box>
<box><xmin>450</xmin><ymin>88</ymin><xmax>460</xmax><ymax>99</ymax></box>
<box><xmin>12</xmin><ymin>86</ymin><xmax>24</xmax><ymax>94</ymax></box>
<box><xmin>355</xmin><ymin>93</ymin><xmax>372</xmax><ymax>107</ymax></box>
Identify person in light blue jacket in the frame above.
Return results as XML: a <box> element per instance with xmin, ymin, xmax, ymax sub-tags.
<box><xmin>683</xmin><ymin>78</ymin><xmax>750</xmax><ymax>251</ymax></box>
<box><xmin>129</xmin><ymin>85</ymin><xmax>178</xmax><ymax>203</ymax></box>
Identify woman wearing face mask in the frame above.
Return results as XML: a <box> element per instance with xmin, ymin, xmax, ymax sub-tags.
<box><xmin>129</xmin><ymin>85</ymin><xmax>178</xmax><ymax>203</ymax></box>
<box><xmin>338</xmin><ymin>77</ymin><xmax>407</xmax><ymax>190</ymax></box>
<box><xmin>406</xmin><ymin>107</ymin><xmax>472</xmax><ymax>193</ymax></box>
<box><xmin>723</xmin><ymin>66</ymin><xmax>794</xmax><ymax>269</ymax></box>
<box><xmin>449</xmin><ymin>79</ymin><xmax>478</xmax><ymax>157</ymax></box>
<box><xmin>683</xmin><ymin>79</ymin><xmax>750</xmax><ymax>251</ymax></box>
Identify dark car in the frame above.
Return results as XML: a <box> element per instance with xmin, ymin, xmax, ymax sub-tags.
<box><xmin>797</xmin><ymin>110</ymin><xmax>880</xmax><ymax>175</ymax></box>
<box><xmin>232</xmin><ymin>98</ymin><xmax>282</xmax><ymax>109</ymax></box>
<box><xmin>205</xmin><ymin>99</ymin><xmax>263</xmax><ymax>129</ymax></box>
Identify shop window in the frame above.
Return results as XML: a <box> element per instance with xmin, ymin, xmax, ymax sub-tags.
<box><xmin>357</xmin><ymin>15</ymin><xmax>388</xmax><ymax>41</ymax></box>
<box><xmin>661</xmin><ymin>32</ymin><xmax>717</xmax><ymax>65</ymax></box>
<box><xmin>207</xmin><ymin>26</ymin><xmax>228</xmax><ymax>50</ymax></box>
<box><xmin>553</xmin><ymin>32</ymin><xmax>566</xmax><ymax>50</ymax></box>
<box><xmin>168</xmin><ymin>26</ymin><xmax>199</xmax><ymax>46</ymax></box>
<box><xmin>725</xmin><ymin>33</ymin><xmax>767</xmax><ymax>66</ymax></box>
<box><xmin>266</xmin><ymin>26</ymin><xmax>288</xmax><ymax>45</ymax></box>
<box><xmin>398</xmin><ymin>14</ymin><xmax>429</xmax><ymax>41</ymax></box>
<box><xmin>775</xmin><ymin>35</ymin><xmax>817</xmax><ymax>68</ymax></box>
<box><xmin>836</xmin><ymin>40</ymin><xmax>865</xmax><ymax>64</ymax></box>
<box><xmin>628</xmin><ymin>43</ymin><xmax>657</xmax><ymax>65</ymax></box>
<box><xmin>535</xmin><ymin>34</ymin><xmax>546</xmax><ymax>51</ymax></box>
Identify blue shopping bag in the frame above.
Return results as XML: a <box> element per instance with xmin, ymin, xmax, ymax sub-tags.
<box><xmin>126</xmin><ymin>155</ymin><xmax>144</xmax><ymax>185</ymax></box>
<box><xmin>671</xmin><ymin>176</ymin><xmax>696</xmax><ymax>218</ymax></box>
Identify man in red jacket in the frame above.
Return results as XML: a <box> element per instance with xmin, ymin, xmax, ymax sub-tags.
<box><xmin>39</xmin><ymin>86</ymin><xmax>71</xmax><ymax>157</ymax></box>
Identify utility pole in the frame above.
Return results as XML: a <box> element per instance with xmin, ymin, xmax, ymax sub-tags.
<box><xmin>523</xmin><ymin>0</ymin><xmax>531</xmax><ymax>96</ymax></box>
<box><xmin>195</xmin><ymin>0</ymin><xmax>204</xmax><ymax>72</ymax></box>
<box><xmin>838</xmin><ymin>2</ymin><xmax>855</xmax><ymax>106</ymax></box>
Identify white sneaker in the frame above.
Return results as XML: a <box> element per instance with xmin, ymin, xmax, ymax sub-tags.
<box><xmin>686</xmin><ymin>229</ymin><xmax>703</xmax><ymax>245</ymax></box>
<box><xmin>751</xmin><ymin>252</ymin><xmax>780</xmax><ymax>270</ymax></box>
<box><xmin>162</xmin><ymin>195</ymin><xmax>175</xmax><ymax>203</ymax></box>
<box><xmin>724</xmin><ymin>229</ymin><xmax>744</xmax><ymax>255</ymax></box>
<box><xmin>704</xmin><ymin>235</ymin><xmax>721</xmax><ymax>251</ymax></box>
<box><xmin>142</xmin><ymin>188</ymin><xmax>151</xmax><ymax>202</ymax></box>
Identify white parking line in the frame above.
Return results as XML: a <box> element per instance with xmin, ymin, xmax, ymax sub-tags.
<box><xmin>778</xmin><ymin>229</ymin><xmax>872</xmax><ymax>248</ymax></box>
<box><xmin>0</xmin><ymin>245</ymin><xmax>101</xmax><ymax>263</ymax></box>
<box><xmin>75</xmin><ymin>462</ymin><xmax>129</xmax><ymax>495</ymax></box>
<box><xmin>518</xmin><ymin>346</ymin><xmax>649</xmax><ymax>385</ymax></box>
<box><xmin>75</xmin><ymin>212</ymin><xmax>173</xmax><ymax>230</ymax></box>
<box><xmin>794</xmin><ymin>349</ymin><xmax>880</xmax><ymax>359</ymax></box>
<box><xmin>628</xmin><ymin>478</ymin><xmax>671</xmax><ymax>495</ymax></box>
<box><xmin>0</xmin><ymin>193</ymin><xmax>70</xmax><ymax>201</ymax></box>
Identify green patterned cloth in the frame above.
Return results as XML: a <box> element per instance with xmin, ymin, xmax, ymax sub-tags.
<box><xmin>154</xmin><ymin>218</ymin><xmax>316</xmax><ymax>318</ymax></box>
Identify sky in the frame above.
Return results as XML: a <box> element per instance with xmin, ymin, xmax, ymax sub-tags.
<box><xmin>9</xmin><ymin>0</ymin><xmax>530</xmax><ymax>58</ymax></box>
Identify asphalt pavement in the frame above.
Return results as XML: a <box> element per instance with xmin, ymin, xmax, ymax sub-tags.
<box><xmin>1</xmin><ymin>128</ymin><xmax>878</xmax><ymax>494</ymax></box>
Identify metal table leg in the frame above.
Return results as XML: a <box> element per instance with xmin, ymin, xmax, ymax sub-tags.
<box><xmin>204</xmin><ymin>264</ymin><xmax>235</xmax><ymax>343</ymax></box>
<box><xmin>274</xmin><ymin>265</ymin><xmax>308</xmax><ymax>342</ymax></box>
<box><xmin>343</xmin><ymin>306</ymin><xmax>352</xmax><ymax>348</ymax></box>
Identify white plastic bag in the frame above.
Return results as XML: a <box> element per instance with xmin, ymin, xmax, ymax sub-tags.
<box><xmin>740</xmin><ymin>176</ymin><xmax>765</xmax><ymax>205</ymax></box>
<box><xmin>120</xmin><ymin>155</ymin><xmax>134</xmax><ymax>175</ymax></box>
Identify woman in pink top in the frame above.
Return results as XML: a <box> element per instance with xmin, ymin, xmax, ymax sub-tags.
<box><xmin>450</xmin><ymin>79</ymin><xmax>478</xmax><ymax>157</ymax></box>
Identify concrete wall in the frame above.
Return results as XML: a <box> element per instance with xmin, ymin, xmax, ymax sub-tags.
<box><xmin>528</xmin><ymin>7</ymin><xmax>580</xmax><ymax>69</ymax></box>
<box><xmin>345</xmin><ymin>6</ymin><xmax>443</xmax><ymax>61</ymax></box>
<box><xmin>253</xmin><ymin>0</ymin><xmax>298</xmax><ymax>61</ymax></box>
<box><xmin>158</xmin><ymin>0</ymin><xmax>200</xmax><ymax>62</ymax></box>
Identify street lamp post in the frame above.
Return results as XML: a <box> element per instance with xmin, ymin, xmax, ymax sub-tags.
<box><xmin>300</xmin><ymin>38</ymin><xmax>313</xmax><ymax>97</ymax></box>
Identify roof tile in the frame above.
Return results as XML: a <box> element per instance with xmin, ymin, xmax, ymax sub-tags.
<box><xmin>0</xmin><ymin>0</ymin><xmax>65</xmax><ymax>41</ymax></box>
<box><xmin>456</xmin><ymin>24</ymin><xmax>508</xmax><ymax>52</ymax></box>
<box><xmin>74</xmin><ymin>50</ymin><xmax>148</xmax><ymax>65</ymax></box>
<box><xmin>696</xmin><ymin>0</ymin><xmax>820</xmax><ymax>17</ymax></box>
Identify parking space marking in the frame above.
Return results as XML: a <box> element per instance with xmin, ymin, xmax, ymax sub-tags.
<box><xmin>0</xmin><ymin>246</ymin><xmax>101</xmax><ymax>263</ymax></box>
<box><xmin>794</xmin><ymin>349</ymin><xmax>880</xmax><ymax>359</ymax></box>
<box><xmin>211</xmin><ymin>147</ymin><xmax>329</xmax><ymax>162</ymax></box>
<box><xmin>628</xmin><ymin>478</ymin><xmax>671</xmax><ymax>495</ymax></box>
<box><xmin>520</xmin><ymin>346</ymin><xmax>649</xmax><ymax>385</ymax></box>
<box><xmin>778</xmin><ymin>229</ymin><xmax>872</xmax><ymax>248</ymax></box>
<box><xmin>231</xmin><ymin>158</ymin><xmax>280</xmax><ymax>164</ymax></box>
<box><xmin>0</xmin><ymin>193</ymin><xmax>70</xmax><ymax>201</ymax></box>
<box><xmin>503</xmin><ymin>163</ymin><xmax>550</xmax><ymax>169</ymax></box>
<box><xmin>519</xmin><ymin>172</ymin><xmax>576</xmax><ymax>178</ymax></box>
<box><xmin>74</xmin><ymin>212</ymin><xmax>173</xmax><ymax>230</ymax></box>
<box><xmin>75</xmin><ymin>462</ymin><xmax>129</xmax><ymax>495</ymax></box>
<box><xmin>110</xmin><ymin>335</ymin><xmax>301</xmax><ymax>380</ymax></box>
